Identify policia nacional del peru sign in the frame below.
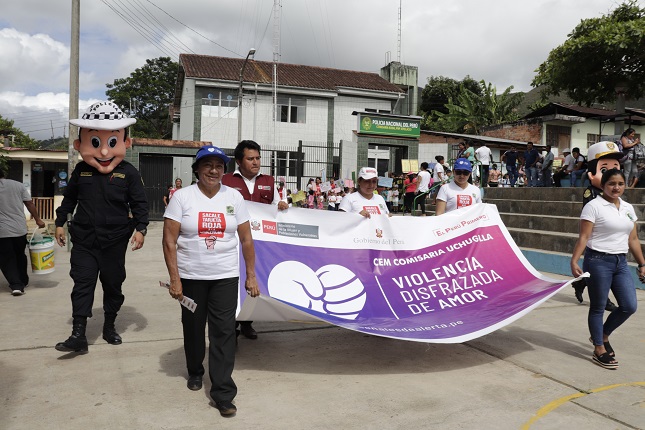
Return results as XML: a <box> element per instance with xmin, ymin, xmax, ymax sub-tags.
<box><xmin>358</xmin><ymin>114</ymin><xmax>420</xmax><ymax>138</ymax></box>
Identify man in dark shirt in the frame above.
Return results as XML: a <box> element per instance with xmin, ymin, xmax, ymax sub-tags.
<box><xmin>54</xmin><ymin>101</ymin><xmax>149</xmax><ymax>355</ymax></box>
<box><xmin>501</xmin><ymin>144</ymin><xmax>519</xmax><ymax>186</ymax></box>
<box><xmin>523</xmin><ymin>142</ymin><xmax>540</xmax><ymax>187</ymax></box>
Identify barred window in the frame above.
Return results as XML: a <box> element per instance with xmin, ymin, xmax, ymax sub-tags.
<box><xmin>276</xmin><ymin>97</ymin><xmax>306</xmax><ymax>123</ymax></box>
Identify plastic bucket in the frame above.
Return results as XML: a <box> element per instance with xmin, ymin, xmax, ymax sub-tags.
<box><xmin>29</xmin><ymin>232</ymin><xmax>55</xmax><ymax>275</ymax></box>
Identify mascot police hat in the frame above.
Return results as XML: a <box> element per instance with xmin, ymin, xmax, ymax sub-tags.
<box><xmin>70</xmin><ymin>101</ymin><xmax>136</xmax><ymax>130</ymax></box>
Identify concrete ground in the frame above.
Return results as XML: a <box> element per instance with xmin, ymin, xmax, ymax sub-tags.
<box><xmin>1</xmin><ymin>221</ymin><xmax>644</xmax><ymax>430</ymax></box>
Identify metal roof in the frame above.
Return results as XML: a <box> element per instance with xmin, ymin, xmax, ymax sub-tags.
<box><xmin>421</xmin><ymin>130</ymin><xmax>531</xmax><ymax>146</ymax></box>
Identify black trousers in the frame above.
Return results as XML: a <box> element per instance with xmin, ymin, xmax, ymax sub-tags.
<box><xmin>181</xmin><ymin>277</ymin><xmax>238</xmax><ymax>402</ymax></box>
<box><xmin>0</xmin><ymin>235</ymin><xmax>29</xmax><ymax>290</ymax></box>
<box><xmin>69</xmin><ymin>238</ymin><xmax>128</xmax><ymax>318</ymax></box>
<box><xmin>403</xmin><ymin>192</ymin><xmax>415</xmax><ymax>214</ymax></box>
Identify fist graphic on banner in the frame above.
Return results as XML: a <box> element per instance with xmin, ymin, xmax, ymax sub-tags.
<box><xmin>267</xmin><ymin>261</ymin><xmax>367</xmax><ymax>320</ymax></box>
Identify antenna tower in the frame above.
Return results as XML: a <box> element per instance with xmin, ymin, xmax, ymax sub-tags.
<box><xmin>397</xmin><ymin>0</ymin><xmax>402</xmax><ymax>62</ymax></box>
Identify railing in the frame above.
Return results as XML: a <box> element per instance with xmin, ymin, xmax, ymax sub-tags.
<box><xmin>33</xmin><ymin>197</ymin><xmax>55</xmax><ymax>220</ymax></box>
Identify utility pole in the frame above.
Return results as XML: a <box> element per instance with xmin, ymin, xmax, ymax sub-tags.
<box><xmin>68</xmin><ymin>0</ymin><xmax>80</xmax><ymax>174</ymax></box>
<box><xmin>272</xmin><ymin>0</ymin><xmax>281</xmax><ymax>149</ymax></box>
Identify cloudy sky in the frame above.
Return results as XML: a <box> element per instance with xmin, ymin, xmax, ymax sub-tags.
<box><xmin>0</xmin><ymin>0</ymin><xmax>623</xmax><ymax>140</ymax></box>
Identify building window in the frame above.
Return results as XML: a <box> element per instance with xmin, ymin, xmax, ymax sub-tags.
<box><xmin>587</xmin><ymin>134</ymin><xmax>601</xmax><ymax>148</ymax></box>
<box><xmin>276</xmin><ymin>97</ymin><xmax>306</xmax><ymax>123</ymax></box>
<box><xmin>201</xmin><ymin>92</ymin><xmax>238</xmax><ymax>119</ymax></box>
<box><xmin>270</xmin><ymin>150</ymin><xmax>301</xmax><ymax>177</ymax></box>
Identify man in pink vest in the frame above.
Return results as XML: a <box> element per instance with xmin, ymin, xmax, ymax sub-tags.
<box><xmin>222</xmin><ymin>140</ymin><xmax>288</xmax><ymax>340</ymax></box>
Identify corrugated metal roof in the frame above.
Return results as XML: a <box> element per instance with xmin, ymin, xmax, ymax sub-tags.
<box><xmin>421</xmin><ymin>130</ymin><xmax>530</xmax><ymax>146</ymax></box>
<box><xmin>179</xmin><ymin>54</ymin><xmax>404</xmax><ymax>94</ymax></box>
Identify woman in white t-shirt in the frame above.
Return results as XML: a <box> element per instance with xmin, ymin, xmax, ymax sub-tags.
<box><xmin>162</xmin><ymin>145</ymin><xmax>258</xmax><ymax>416</ymax></box>
<box><xmin>570</xmin><ymin>168</ymin><xmax>645</xmax><ymax>370</ymax></box>
<box><xmin>435</xmin><ymin>158</ymin><xmax>482</xmax><ymax>215</ymax></box>
<box><xmin>339</xmin><ymin>167</ymin><xmax>390</xmax><ymax>218</ymax></box>
<box><xmin>433</xmin><ymin>155</ymin><xmax>446</xmax><ymax>183</ymax></box>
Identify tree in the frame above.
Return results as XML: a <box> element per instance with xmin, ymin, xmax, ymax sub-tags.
<box><xmin>419</xmin><ymin>76</ymin><xmax>482</xmax><ymax>131</ymax></box>
<box><xmin>431</xmin><ymin>81</ymin><xmax>523</xmax><ymax>134</ymax></box>
<box><xmin>0</xmin><ymin>115</ymin><xmax>39</xmax><ymax>149</ymax></box>
<box><xmin>532</xmin><ymin>1</ymin><xmax>645</xmax><ymax>105</ymax></box>
<box><xmin>106</xmin><ymin>57</ymin><xmax>179</xmax><ymax>139</ymax></box>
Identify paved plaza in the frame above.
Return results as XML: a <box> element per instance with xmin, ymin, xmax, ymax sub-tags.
<box><xmin>1</xmin><ymin>221</ymin><xmax>644</xmax><ymax>430</ymax></box>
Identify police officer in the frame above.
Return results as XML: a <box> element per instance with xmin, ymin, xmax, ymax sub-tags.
<box><xmin>54</xmin><ymin>101</ymin><xmax>149</xmax><ymax>354</ymax></box>
<box><xmin>572</xmin><ymin>141</ymin><xmax>623</xmax><ymax>310</ymax></box>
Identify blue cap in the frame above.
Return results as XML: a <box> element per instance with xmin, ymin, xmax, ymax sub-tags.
<box><xmin>454</xmin><ymin>158</ymin><xmax>472</xmax><ymax>172</ymax></box>
<box><xmin>194</xmin><ymin>145</ymin><xmax>230</xmax><ymax>164</ymax></box>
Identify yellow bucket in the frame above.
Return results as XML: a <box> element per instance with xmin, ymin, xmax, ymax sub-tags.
<box><xmin>29</xmin><ymin>231</ymin><xmax>55</xmax><ymax>275</ymax></box>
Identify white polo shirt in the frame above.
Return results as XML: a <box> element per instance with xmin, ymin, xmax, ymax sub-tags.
<box><xmin>436</xmin><ymin>181</ymin><xmax>482</xmax><ymax>213</ymax></box>
<box><xmin>581</xmin><ymin>196</ymin><xmax>637</xmax><ymax>254</ymax></box>
<box><xmin>339</xmin><ymin>192</ymin><xmax>389</xmax><ymax>215</ymax></box>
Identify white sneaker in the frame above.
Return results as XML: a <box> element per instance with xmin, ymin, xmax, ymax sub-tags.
<box><xmin>11</xmin><ymin>290</ymin><xmax>25</xmax><ymax>296</ymax></box>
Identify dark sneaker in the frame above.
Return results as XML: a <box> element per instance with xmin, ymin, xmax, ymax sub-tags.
<box><xmin>214</xmin><ymin>400</ymin><xmax>237</xmax><ymax>416</ymax></box>
<box><xmin>187</xmin><ymin>375</ymin><xmax>202</xmax><ymax>391</ymax></box>
<box><xmin>571</xmin><ymin>279</ymin><xmax>585</xmax><ymax>303</ymax></box>
<box><xmin>605</xmin><ymin>299</ymin><xmax>618</xmax><ymax>312</ymax></box>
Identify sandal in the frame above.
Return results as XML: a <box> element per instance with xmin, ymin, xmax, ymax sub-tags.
<box><xmin>592</xmin><ymin>352</ymin><xmax>618</xmax><ymax>369</ymax></box>
<box><xmin>589</xmin><ymin>337</ymin><xmax>615</xmax><ymax>357</ymax></box>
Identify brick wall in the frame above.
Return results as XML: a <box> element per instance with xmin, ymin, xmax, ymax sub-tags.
<box><xmin>481</xmin><ymin>121</ymin><xmax>543</xmax><ymax>144</ymax></box>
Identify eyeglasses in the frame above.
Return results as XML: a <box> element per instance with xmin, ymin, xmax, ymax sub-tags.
<box><xmin>454</xmin><ymin>170</ymin><xmax>470</xmax><ymax>176</ymax></box>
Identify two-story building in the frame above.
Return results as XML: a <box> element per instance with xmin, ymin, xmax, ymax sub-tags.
<box><xmin>172</xmin><ymin>54</ymin><xmax>421</xmax><ymax>189</ymax></box>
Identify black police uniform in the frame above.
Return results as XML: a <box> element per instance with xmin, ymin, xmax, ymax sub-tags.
<box><xmin>582</xmin><ymin>185</ymin><xmax>601</xmax><ymax>207</ymax></box>
<box><xmin>55</xmin><ymin>160</ymin><xmax>148</xmax><ymax>318</ymax></box>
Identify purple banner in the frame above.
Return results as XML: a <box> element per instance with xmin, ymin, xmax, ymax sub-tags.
<box><xmin>237</xmin><ymin>203</ymin><xmax>572</xmax><ymax>343</ymax></box>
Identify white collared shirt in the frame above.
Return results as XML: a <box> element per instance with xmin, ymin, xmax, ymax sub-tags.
<box><xmin>581</xmin><ymin>196</ymin><xmax>637</xmax><ymax>254</ymax></box>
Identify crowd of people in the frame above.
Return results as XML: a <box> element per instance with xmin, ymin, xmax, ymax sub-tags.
<box><xmin>3</xmin><ymin>99</ymin><xmax>643</xmax><ymax>421</ymax></box>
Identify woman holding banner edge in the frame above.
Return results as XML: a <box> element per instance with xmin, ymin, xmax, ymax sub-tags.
<box><xmin>339</xmin><ymin>167</ymin><xmax>390</xmax><ymax>218</ymax></box>
<box><xmin>434</xmin><ymin>158</ymin><xmax>481</xmax><ymax>216</ymax></box>
<box><xmin>570</xmin><ymin>168</ymin><xmax>645</xmax><ymax>370</ymax></box>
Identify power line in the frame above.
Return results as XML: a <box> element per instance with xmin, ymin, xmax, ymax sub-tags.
<box><xmin>142</xmin><ymin>0</ymin><xmax>243</xmax><ymax>58</ymax></box>
<box><xmin>131</xmin><ymin>0</ymin><xmax>196</xmax><ymax>54</ymax></box>
<box><xmin>101</xmin><ymin>0</ymin><xmax>180</xmax><ymax>60</ymax></box>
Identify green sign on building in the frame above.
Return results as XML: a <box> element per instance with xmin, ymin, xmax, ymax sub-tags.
<box><xmin>358</xmin><ymin>114</ymin><xmax>420</xmax><ymax>138</ymax></box>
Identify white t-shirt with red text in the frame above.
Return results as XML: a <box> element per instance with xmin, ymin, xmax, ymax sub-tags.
<box><xmin>163</xmin><ymin>184</ymin><xmax>250</xmax><ymax>280</ymax></box>
<box><xmin>436</xmin><ymin>181</ymin><xmax>482</xmax><ymax>213</ymax></box>
<box><xmin>339</xmin><ymin>192</ymin><xmax>389</xmax><ymax>215</ymax></box>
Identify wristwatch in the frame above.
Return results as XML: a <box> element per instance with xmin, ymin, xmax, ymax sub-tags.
<box><xmin>137</xmin><ymin>228</ymin><xmax>147</xmax><ymax>237</ymax></box>
<box><xmin>638</xmin><ymin>263</ymin><xmax>645</xmax><ymax>268</ymax></box>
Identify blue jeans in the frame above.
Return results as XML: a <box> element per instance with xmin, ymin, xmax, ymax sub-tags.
<box><xmin>526</xmin><ymin>166</ymin><xmax>538</xmax><ymax>187</ymax></box>
<box><xmin>583</xmin><ymin>248</ymin><xmax>637</xmax><ymax>346</ymax></box>
<box><xmin>506</xmin><ymin>164</ymin><xmax>518</xmax><ymax>186</ymax></box>
<box><xmin>571</xmin><ymin>169</ymin><xmax>586</xmax><ymax>187</ymax></box>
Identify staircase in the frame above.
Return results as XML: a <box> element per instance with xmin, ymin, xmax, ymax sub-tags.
<box><xmin>480</xmin><ymin>187</ymin><xmax>645</xmax><ymax>285</ymax></box>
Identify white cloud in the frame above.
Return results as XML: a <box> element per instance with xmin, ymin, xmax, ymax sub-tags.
<box><xmin>0</xmin><ymin>92</ymin><xmax>99</xmax><ymax>140</ymax></box>
<box><xmin>0</xmin><ymin>29</ymin><xmax>70</xmax><ymax>93</ymax></box>
<box><xmin>0</xmin><ymin>0</ymin><xmax>625</xmax><ymax>140</ymax></box>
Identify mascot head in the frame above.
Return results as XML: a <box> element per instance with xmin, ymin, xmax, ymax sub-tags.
<box><xmin>69</xmin><ymin>101</ymin><xmax>136</xmax><ymax>174</ymax></box>
<box><xmin>586</xmin><ymin>141</ymin><xmax>623</xmax><ymax>189</ymax></box>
